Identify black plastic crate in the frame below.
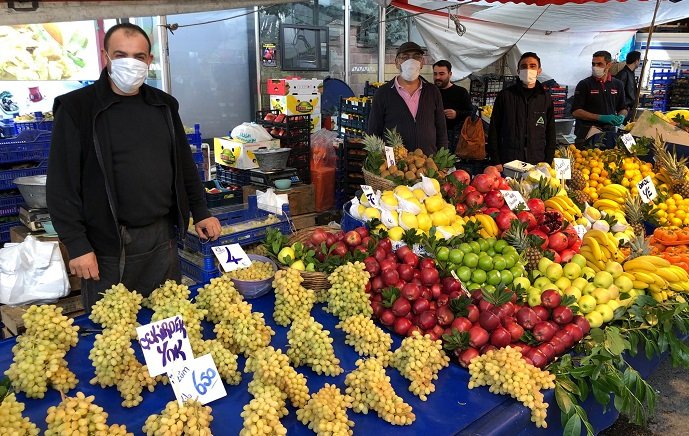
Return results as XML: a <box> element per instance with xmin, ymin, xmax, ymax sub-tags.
<box><xmin>215</xmin><ymin>164</ymin><xmax>251</xmax><ymax>186</ymax></box>
<box><xmin>256</xmin><ymin>109</ymin><xmax>311</xmax><ymax>128</ymax></box>
<box><xmin>204</xmin><ymin>180</ymin><xmax>243</xmax><ymax>208</ymax></box>
<box><xmin>340</xmin><ymin>98</ymin><xmax>372</xmax><ymax>116</ymax></box>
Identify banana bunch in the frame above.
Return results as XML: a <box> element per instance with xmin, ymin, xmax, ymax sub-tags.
<box><xmin>593</xmin><ymin>184</ymin><xmax>628</xmax><ymax>212</ymax></box>
<box><xmin>544</xmin><ymin>195</ymin><xmax>582</xmax><ymax>223</ymax></box>
<box><xmin>623</xmin><ymin>255</ymin><xmax>689</xmax><ymax>302</ymax></box>
<box><xmin>653</xmin><ymin>110</ymin><xmax>675</xmax><ymax>125</ymax></box>
<box><xmin>580</xmin><ymin>229</ymin><xmax>625</xmax><ymax>271</ymax></box>
<box><xmin>664</xmin><ymin>109</ymin><xmax>689</xmax><ymax>120</ymax></box>
<box><xmin>466</xmin><ymin>213</ymin><xmax>498</xmax><ymax>238</ymax></box>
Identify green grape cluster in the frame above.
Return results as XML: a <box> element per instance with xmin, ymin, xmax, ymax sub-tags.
<box><xmin>89</xmin><ymin>283</ymin><xmax>143</xmax><ymax>333</ymax></box>
<box><xmin>240</xmin><ymin>381</ymin><xmax>288</xmax><ymax>436</ymax></box>
<box><xmin>115</xmin><ymin>359</ymin><xmax>159</xmax><ymax>408</ymax></box>
<box><xmin>468</xmin><ymin>346</ymin><xmax>556</xmax><ymax>428</ymax></box>
<box><xmin>0</xmin><ymin>392</ymin><xmax>39</xmax><ymax>435</ymax></box>
<box><xmin>272</xmin><ymin>268</ymin><xmax>315</xmax><ymax>326</ymax></box>
<box><xmin>344</xmin><ymin>358</ymin><xmax>415</xmax><ymax>426</ymax></box>
<box><xmin>151</xmin><ymin>299</ymin><xmax>207</xmax><ymax>343</ymax></box>
<box><xmin>5</xmin><ymin>305</ymin><xmax>80</xmax><ymax>398</ymax></box>
<box><xmin>191</xmin><ymin>338</ymin><xmax>241</xmax><ymax>385</ymax></box>
<box><xmin>195</xmin><ymin>276</ymin><xmax>244</xmax><ymax>323</ymax></box>
<box><xmin>226</xmin><ymin>261</ymin><xmax>274</xmax><ymax>281</ymax></box>
<box><xmin>297</xmin><ymin>384</ymin><xmax>354</xmax><ymax>436</ymax></box>
<box><xmin>336</xmin><ymin>315</ymin><xmax>393</xmax><ymax>364</ymax></box>
<box><xmin>287</xmin><ymin>316</ymin><xmax>342</xmax><ymax>376</ymax></box>
<box><xmin>143</xmin><ymin>280</ymin><xmax>190</xmax><ymax>309</ymax></box>
<box><xmin>213</xmin><ymin>300</ymin><xmax>274</xmax><ymax>356</ymax></box>
<box><xmin>389</xmin><ymin>331</ymin><xmax>450</xmax><ymax>401</ymax></box>
<box><xmin>245</xmin><ymin>346</ymin><xmax>310</xmax><ymax>408</ymax></box>
<box><xmin>324</xmin><ymin>262</ymin><xmax>372</xmax><ymax>320</ymax></box>
<box><xmin>45</xmin><ymin>391</ymin><xmax>132</xmax><ymax>436</ymax></box>
<box><xmin>142</xmin><ymin>399</ymin><xmax>213</xmax><ymax>436</ymax></box>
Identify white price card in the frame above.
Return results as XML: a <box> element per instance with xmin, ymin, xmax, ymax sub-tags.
<box><xmin>384</xmin><ymin>146</ymin><xmax>396</xmax><ymax>167</ymax></box>
<box><xmin>168</xmin><ymin>354</ymin><xmax>227</xmax><ymax>406</ymax></box>
<box><xmin>391</xmin><ymin>240</ymin><xmax>406</xmax><ymax>251</ymax></box>
<box><xmin>137</xmin><ymin>316</ymin><xmax>194</xmax><ymax>376</ymax></box>
<box><xmin>574</xmin><ymin>224</ymin><xmax>588</xmax><ymax>240</ymax></box>
<box><xmin>553</xmin><ymin>158</ymin><xmax>572</xmax><ymax>180</ymax></box>
<box><xmin>636</xmin><ymin>176</ymin><xmax>658</xmax><ymax>204</ymax></box>
<box><xmin>360</xmin><ymin>185</ymin><xmax>377</xmax><ymax>208</ymax></box>
<box><xmin>500</xmin><ymin>190</ymin><xmax>529</xmax><ymax>210</ymax></box>
<box><xmin>212</xmin><ymin>244</ymin><xmax>252</xmax><ymax>272</ymax></box>
<box><xmin>621</xmin><ymin>133</ymin><xmax>636</xmax><ymax>152</ymax></box>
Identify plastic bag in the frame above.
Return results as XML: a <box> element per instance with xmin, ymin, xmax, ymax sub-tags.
<box><xmin>310</xmin><ymin>129</ymin><xmax>338</xmax><ymax>170</ymax></box>
<box><xmin>0</xmin><ymin>235</ymin><xmax>70</xmax><ymax>305</ymax></box>
<box><xmin>456</xmin><ymin>116</ymin><xmax>486</xmax><ymax>159</ymax></box>
<box><xmin>231</xmin><ymin>122</ymin><xmax>273</xmax><ymax>143</ymax></box>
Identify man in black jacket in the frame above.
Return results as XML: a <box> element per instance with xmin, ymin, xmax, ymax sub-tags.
<box><xmin>367</xmin><ymin>42</ymin><xmax>447</xmax><ymax>155</ymax></box>
<box><xmin>615</xmin><ymin>50</ymin><xmax>641</xmax><ymax>123</ymax></box>
<box><xmin>47</xmin><ymin>23</ymin><xmax>221</xmax><ymax>311</ymax></box>
<box><xmin>433</xmin><ymin>59</ymin><xmax>473</xmax><ymax>150</ymax></box>
<box><xmin>487</xmin><ymin>52</ymin><xmax>556</xmax><ymax>166</ymax></box>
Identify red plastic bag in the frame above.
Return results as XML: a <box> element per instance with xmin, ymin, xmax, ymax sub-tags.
<box><xmin>310</xmin><ymin>129</ymin><xmax>338</xmax><ymax>170</ymax></box>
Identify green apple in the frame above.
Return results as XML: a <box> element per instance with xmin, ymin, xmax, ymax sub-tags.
<box><xmin>538</xmin><ymin>257</ymin><xmax>554</xmax><ymax>275</ymax></box>
<box><xmin>605</xmin><ymin>260</ymin><xmax>624</xmax><ymax>279</ymax></box>
<box><xmin>571</xmin><ymin>254</ymin><xmax>587</xmax><ymax>269</ymax></box>
<box><xmin>528</xmin><ymin>286</ymin><xmax>542</xmax><ymax>295</ymax></box>
<box><xmin>512</xmin><ymin>276</ymin><xmax>531</xmax><ymax>291</ymax></box>
<box><xmin>581</xmin><ymin>267</ymin><xmax>596</xmax><ymax>280</ymax></box>
<box><xmin>534</xmin><ymin>276</ymin><xmax>553</xmax><ymax>290</ymax></box>
<box><xmin>583</xmin><ymin>282</ymin><xmax>596</xmax><ymax>295</ymax></box>
<box><xmin>555</xmin><ymin>276</ymin><xmax>572</xmax><ymax>291</ymax></box>
<box><xmin>578</xmin><ymin>295</ymin><xmax>597</xmax><ymax>314</ymax></box>
<box><xmin>595</xmin><ymin>304</ymin><xmax>614</xmax><ymax>323</ymax></box>
<box><xmin>563</xmin><ymin>286</ymin><xmax>582</xmax><ymax>300</ymax></box>
<box><xmin>572</xmin><ymin>277</ymin><xmax>589</xmax><ymax>291</ymax></box>
<box><xmin>614</xmin><ymin>275</ymin><xmax>634</xmax><ymax>293</ymax></box>
<box><xmin>545</xmin><ymin>263</ymin><xmax>564</xmax><ymax>282</ymax></box>
<box><xmin>593</xmin><ymin>271</ymin><xmax>614</xmax><ymax>288</ymax></box>
<box><xmin>563</xmin><ymin>262</ymin><xmax>582</xmax><ymax>280</ymax></box>
<box><xmin>585</xmin><ymin>310</ymin><xmax>604</xmax><ymax>328</ymax></box>
<box><xmin>606</xmin><ymin>299</ymin><xmax>621</xmax><ymax>313</ymax></box>
<box><xmin>591</xmin><ymin>287</ymin><xmax>611</xmax><ymax>305</ymax></box>
<box><xmin>531</xmin><ymin>269</ymin><xmax>542</xmax><ymax>279</ymax></box>
<box><xmin>527</xmin><ymin>291</ymin><xmax>542</xmax><ymax>307</ymax></box>
<box><xmin>607</xmin><ymin>285</ymin><xmax>620</xmax><ymax>300</ymax></box>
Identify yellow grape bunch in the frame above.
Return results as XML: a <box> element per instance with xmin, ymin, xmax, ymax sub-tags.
<box><xmin>325</xmin><ymin>262</ymin><xmax>372</xmax><ymax>320</ymax></box>
<box><xmin>45</xmin><ymin>391</ymin><xmax>131</xmax><ymax>436</ymax></box>
<box><xmin>195</xmin><ymin>275</ymin><xmax>245</xmax><ymax>323</ymax></box>
<box><xmin>143</xmin><ymin>399</ymin><xmax>213</xmax><ymax>436</ymax></box>
<box><xmin>336</xmin><ymin>314</ymin><xmax>393</xmax><ymax>364</ymax></box>
<box><xmin>0</xmin><ymin>393</ymin><xmax>39</xmax><ymax>435</ymax></box>
<box><xmin>240</xmin><ymin>382</ymin><xmax>288</xmax><ymax>436</ymax></box>
<box><xmin>389</xmin><ymin>331</ymin><xmax>450</xmax><ymax>401</ymax></box>
<box><xmin>226</xmin><ymin>261</ymin><xmax>275</xmax><ymax>281</ymax></box>
<box><xmin>213</xmin><ymin>300</ymin><xmax>274</xmax><ymax>357</ymax></box>
<box><xmin>272</xmin><ymin>268</ymin><xmax>315</xmax><ymax>326</ymax></box>
<box><xmin>143</xmin><ymin>280</ymin><xmax>191</xmax><ymax>310</ymax></box>
<box><xmin>297</xmin><ymin>384</ymin><xmax>355</xmax><ymax>436</ymax></box>
<box><xmin>89</xmin><ymin>283</ymin><xmax>143</xmax><ymax>333</ymax></box>
<box><xmin>287</xmin><ymin>316</ymin><xmax>343</xmax><ymax>376</ymax></box>
<box><xmin>244</xmin><ymin>346</ymin><xmax>310</xmax><ymax>408</ymax></box>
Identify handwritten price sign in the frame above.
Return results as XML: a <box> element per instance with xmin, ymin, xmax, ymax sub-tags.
<box><xmin>553</xmin><ymin>158</ymin><xmax>571</xmax><ymax>180</ymax></box>
<box><xmin>636</xmin><ymin>176</ymin><xmax>658</xmax><ymax>204</ymax></box>
<box><xmin>137</xmin><ymin>316</ymin><xmax>194</xmax><ymax>376</ymax></box>
<box><xmin>500</xmin><ymin>190</ymin><xmax>529</xmax><ymax>211</ymax></box>
<box><xmin>360</xmin><ymin>185</ymin><xmax>377</xmax><ymax>208</ymax></box>
<box><xmin>574</xmin><ymin>224</ymin><xmax>588</xmax><ymax>240</ymax></box>
<box><xmin>212</xmin><ymin>244</ymin><xmax>251</xmax><ymax>272</ymax></box>
<box><xmin>621</xmin><ymin>133</ymin><xmax>636</xmax><ymax>152</ymax></box>
<box><xmin>384</xmin><ymin>146</ymin><xmax>396</xmax><ymax>167</ymax></box>
<box><xmin>168</xmin><ymin>354</ymin><xmax>227</xmax><ymax>406</ymax></box>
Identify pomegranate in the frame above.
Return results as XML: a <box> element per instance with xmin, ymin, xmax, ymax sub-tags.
<box><xmin>464</xmin><ymin>190</ymin><xmax>485</xmax><ymax>208</ymax></box>
<box><xmin>495</xmin><ymin>210</ymin><xmax>518</xmax><ymax>232</ymax></box>
<box><xmin>451</xmin><ymin>169</ymin><xmax>471</xmax><ymax>185</ymax></box>
<box><xmin>559</xmin><ymin>249</ymin><xmax>577</xmax><ymax>263</ymax></box>
<box><xmin>526</xmin><ymin>198</ymin><xmax>545</xmax><ymax>216</ymax></box>
<box><xmin>517</xmin><ymin>210</ymin><xmax>537</xmax><ymax>230</ymax></box>
<box><xmin>471</xmin><ymin>173</ymin><xmax>495</xmax><ymax>193</ymax></box>
<box><xmin>548</xmin><ymin>232</ymin><xmax>569</xmax><ymax>252</ymax></box>
<box><xmin>484</xmin><ymin>190</ymin><xmax>505</xmax><ymax>209</ymax></box>
<box><xmin>529</xmin><ymin>229</ymin><xmax>549</xmax><ymax>250</ymax></box>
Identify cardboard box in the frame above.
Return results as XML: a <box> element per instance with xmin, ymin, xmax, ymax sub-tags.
<box><xmin>269</xmin><ymin>94</ymin><xmax>321</xmax><ymax>116</ymax></box>
<box><xmin>243</xmin><ymin>184</ymin><xmax>315</xmax><ymax>216</ymax></box>
<box><xmin>291</xmin><ymin>212</ymin><xmax>318</xmax><ymax>230</ymax></box>
<box><xmin>267</xmin><ymin>78</ymin><xmax>323</xmax><ymax>96</ymax></box>
<box><xmin>630</xmin><ymin>111</ymin><xmax>689</xmax><ymax>147</ymax></box>
<box><xmin>1</xmin><ymin>294</ymin><xmax>84</xmax><ymax>336</ymax></box>
<box><xmin>213</xmin><ymin>137</ymin><xmax>280</xmax><ymax>170</ymax></box>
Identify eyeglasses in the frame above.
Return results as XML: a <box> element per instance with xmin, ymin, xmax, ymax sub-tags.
<box><xmin>398</xmin><ymin>53</ymin><xmax>423</xmax><ymax>61</ymax></box>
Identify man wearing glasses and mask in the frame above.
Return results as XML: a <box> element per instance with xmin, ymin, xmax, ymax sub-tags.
<box><xmin>47</xmin><ymin>23</ymin><xmax>221</xmax><ymax>311</ymax></box>
<box><xmin>367</xmin><ymin>42</ymin><xmax>447</xmax><ymax>155</ymax></box>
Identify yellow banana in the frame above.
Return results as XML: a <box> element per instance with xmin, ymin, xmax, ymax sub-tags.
<box><xmin>475</xmin><ymin>214</ymin><xmax>497</xmax><ymax>237</ymax></box>
<box><xmin>666</xmin><ymin>265</ymin><xmax>689</xmax><ymax>281</ymax></box>
<box><xmin>624</xmin><ymin>258</ymin><xmax>663</xmax><ymax>272</ymax></box>
<box><xmin>631</xmin><ymin>271</ymin><xmax>657</xmax><ymax>284</ymax></box>
<box><xmin>583</xmin><ymin>236</ymin><xmax>603</xmax><ymax>260</ymax></box>
<box><xmin>648</xmin><ymin>272</ymin><xmax>668</xmax><ymax>287</ymax></box>
<box><xmin>669</xmin><ymin>282</ymin><xmax>685</xmax><ymax>292</ymax></box>
<box><xmin>626</xmin><ymin>256</ymin><xmax>670</xmax><ymax>269</ymax></box>
<box><xmin>621</xmin><ymin>272</ymin><xmax>636</xmax><ymax>281</ymax></box>
<box><xmin>633</xmin><ymin>280</ymin><xmax>650</xmax><ymax>289</ymax></box>
<box><xmin>648</xmin><ymin>283</ymin><xmax>665</xmax><ymax>294</ymax></box>
<box><xmin>600</xmin><ymin>184</ymin><xmax>628</xmax><ymax>197</ymax></box>
<box><xmin>655</xmin><ymin>267</ymin><xmax>681</xmax><ymax>283</ymax></box>
<box><xmin>593</xmin><ymin>199</ymin><xmax>622</xmax><ymax>211</ymax></box>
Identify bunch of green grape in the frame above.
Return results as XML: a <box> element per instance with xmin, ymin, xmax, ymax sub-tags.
<box><xmin>297</xmin><ymin>384</ymin><xmax>354</xmax><ymax>436</ymax></box>
<box><xmin>195</xmin><ymin>276</ymin><xmax>244</xmax><ymax>323</ymax></box>
<box><xmin>191</xmin><ymin>338</ymin><xmax>241</xmax><ymax>385</ymax></box>
<box><xmin>389</xmin><ymin>331</ymin><xmax>450</xmax><ymax>401</ymax></box>
<box><xmin>226</xmin><ymin>261</ymin><xmax>275</xmax><ymax>281</ymax></box>
<box><xmin>150</xmin><ymin>299</ymin><xmax>207</xmax><ymax>343</ymax></box>
<box><xmin>287</xmin><ymin>316</ymin><xmax>342</xmax><ymax>376</ymax></box>
<box><xmin>336</xmin><ymin>315</ymin><xmax>393</xmax><ymax>364</ymax></box>
<box><xmin>89</xmin><ymin>283</ymin><xmax>143</xmax><ymax>333</ymax></box>
<box><xmin>245</xmin><ymin>346</ymin><xmax>310</xmax><ymax>408</ymax></box>
<box><xmin>142</xmin><ymin>399</ymin><xmax>213</xmax><ymax>436</ymax></box>
<box><xmin>45</xmin><ymin>391</ymin><xmax>131</xmax><ymax>436</ymax></box>
<box><xmin>213</xmin><ymin>300</ymin><xmax>274</xmax><ymax>357</ymax></box>
<box><xmin>240</xmin><ymin>381</ymin><xmax>287</xmax><ymax>436</ymax></box>
<box><xmin>325</xmin><ymin>262</ymin><xmax>372</xmax><ymax>320</ymax></box>
<box><xmin>0</xmin><ymin>392</ymin><xmax>39</xmax><ymax>435</ymax></box>
<box><xmin>272</xmin><ymin>268</ymin><xmax>315</xmax><ymax>326</ymax></box>
<box><xmin>143</xmin><ymin>280</ymin><xmax>190</xmax><ymax>310</ymax></box>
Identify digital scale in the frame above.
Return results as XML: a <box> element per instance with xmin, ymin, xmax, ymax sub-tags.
<box><xmin>19</xmin><ymin>205</ymin><xmax>54</xmax><ymax>233</ymax></box>
<box><xmin>503</xmin><ymin>160</ymin><xmax>535</xmax><ymax>181</ymax></box>
<box><xmin>248</xmin><ymin>167</ymin><xmax>301</xmax><ymax>187</ymax></box>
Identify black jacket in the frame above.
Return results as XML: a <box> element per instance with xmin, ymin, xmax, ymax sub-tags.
<box><xmin>487</xmin><ymin>81</ymin><xmax>556</xmax><ymax>165</ymax></box>
<box><xmin>367</xmin><ymin>77</ymin><xmax>447</xmax><ymax>155</ymax></box>
<box><xmin>47</xmin><ymin>68</ymin><xmax>210</xmax><ymax>259</ymax></box>
<box><xmin>615</xmin><ymin>65</ymin><xmax>637</xmax><ymax>109</ymax></box>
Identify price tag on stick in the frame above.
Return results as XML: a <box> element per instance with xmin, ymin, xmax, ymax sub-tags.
<box><xmin>574</xmin><ymin>224</ymin><xmax>587</xmax><ymax>240</ymax></box>
<box><xmin>137</xmin><ymin>316</ymin><xmax>195</xmax><ymax>376</ymax></box>
<box><xmin>621</xmin><ymin>133</ymin><xmax>636</xmax><ymax>152</ymax></box>
<box><xmin>636</xmin><ymin>176</ymin><xmax>658</xmax><ymax>204</ymax></box>
<box><xmin>500</xmin><ymin>190</ymin><xmax>529</xmax><ymax>210</ymax></box>
<box><xmin>384</xmin><ymin>146</ymin><xmax>396</xmax><ymax>168</ymax></box>
<box><xmin>553</xmin><ymin>158</ymin><xmax>572</xmax><ymax>180</ymax></box>
<box><xmin>212</xmin><ymin>244</ymin><xmax>252</xmax><ymax>272</ymax></box>
<box><xmin>360</xmin><ymin>185</ymin><xmax>377</xmax><ymax>208</ymax></box>
<box><xmin>168</xmin><ymin>354</ymin><xmax>227</xmax><ymax>406</ymax></box>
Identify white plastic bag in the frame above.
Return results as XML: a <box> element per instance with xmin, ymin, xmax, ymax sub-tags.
<box><xmin>0</xmin><ymin>235</ymin><xmax>70</xmax><ymax>305</ymax></box>
<box><xmin>231</xmin><ymin>122</ymin><xmax>273</xmax><ymax>143</ymax></box>
<box><xmin>256</xmin><ymin>188</ymin><xmax>289</xmax><ymax>215</ymax></box>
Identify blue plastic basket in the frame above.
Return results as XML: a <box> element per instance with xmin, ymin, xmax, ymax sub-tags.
<box><xmin>0</xmin><ymin>192</ymin><xmax>24</xmax><ymax>217</ymax></box>
<box><xmin>15</xmin><ymin>120</ymin><xmax>53</xmax><ymax>133</ymax></box>
<box><xmin>341</xmin><ymin>200</ymin><xmax>367</xmax><ymax>232</ymax></box>
<box><xmin>186</xmin><ymin>123</ymin><xmax>202</xmax><ymax>150</ymax></box>
<box><xmin>0</xmin><ymin>161</ymin><xmax>48</xmax><ymax>190</ymax></box>
<box><xmin>215</xmin><ymin>164</ymin><xmax>250</xmax><ymax>186</ymax></box>
<box><xmin>178</xmin><ymin>250</ymin><xmax>220</xmax><ymax>284</ymax></box>
<box><xmin>0</xmin><ymin>130</ymin><xmax>51</xmax><ymax>164</ymax></box>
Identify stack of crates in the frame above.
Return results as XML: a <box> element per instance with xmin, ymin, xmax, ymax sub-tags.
<box><xmin>336</xmin><ymin>97</ymin><xmax>372</xmax><ymax>208</ymax></box>
<box><xmin>364</xmin><ymin>81</ymin><xmax>382</xmax><ymax>98</ymax></box>
<box><xmin>650</xmin><ymin>70</ymin><xmax>676</xmax><ymax>112</ymax></box>
<box><xmin>470</xmin><ymin>75</ymin><xmax>519</xmax><ymax>107</ymax></box>
<box><xmin>668</xmin><ymin>74</ymin><xmax>689</xmax><ymax>109</ymax></box>
<box><xmin>543</xmin><ymin>85</ymin><xmax>569</xmax><ymax>119</ymax></box>
<box><xmin>186</xmin><ymin>123</ymin><xmax>205</xmax><ymax>181</ymax></box>
<box><xmin>255</xmin><ymin>110</ymin><xmax>311</xmax><ymax>184</ymax></box>
<box><xmin>178</xmin><ymin>195</ymin><xmax>291</xmax><ymax>284</ymax></box>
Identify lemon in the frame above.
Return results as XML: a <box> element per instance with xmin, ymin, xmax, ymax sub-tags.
<box><xmin>364</xmin><ymin>207</ymin><xmax>381</xmax><ymax>220</ymax></box>
<box><xmin>277</xmin><ymin>247</ymin><xmax>296</xmax><ymax>265</ymax></box>
<box><xmin>452</xmin><ymin>215</ymin><xmax>464</xmax><ymax>225</ymax></box>
<box><xmin>417</xmin><ymin>213</ymin><xmax>432</xmax><ymax>231</ymax></box>
<box><xmin>399</xmin><ymin>211</ymin><xmax>418</xmax><ymax>230</ymax></box>
<box><xmin>357</xmin><ymin>204</ymin><xmax>367</xmax><ymax>218</ymax></box>
<box><xmin>380</xmin><ymin>194</ymin><xmax>398</xmax><ymax>211</ymax></box>
<box><xmin>452</xmin><ymin>222</ymin><xmax>465</xmax><ymax>234</ymax></box>
<box><xmin>425</xmin><ymin>195</ymin><xmax>445</xmax><ymax>213</ymax></box>
<box><xmin>436</xmin><ymin>226</ymin><xmax>455</xmax><ymax>239</ymax></box>
<box><xmin>431</xmin><ymin>211</ymin><xmax>450</xmax><ymax>227</ymax></box>
<box><xmin>360</xmin><ymin>193</ymin><xmax>370</xmax><ymax>207</ymax></box>
<box><xmin>291</xmin><ymin>260</ymin><xmax>306</xmax><ymax>271</ymax></box>
<box><xmin>388</xmin><ymin>226</ymin><xmax>404</xmax><ymax>241</ymax></box>
<box><xmin>394</xmin><ymin>185</ymin><xmax>414</xmax><ymax>200</ymax></box>
<box><xmin>412</xmin><ymin>188</ymin><xmax>427</xmax><ymax>202</ymax></box>
<box><xmin>422</xmin><ymin>177</ymin><xmax>441</xmax><ymax>196</ymax></box>
<box><xmin>442</xmin><ymin>204</ymin><xmax>457</xmax><ymax>217</ymax></box>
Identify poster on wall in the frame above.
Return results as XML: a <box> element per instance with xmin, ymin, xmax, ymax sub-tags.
<box><xmin>0</xmin><ymin>21</ymin><xmax>100</xmax><ymax>81</ymax></box>
<box><xmin>262</xmin><ymin>43</ymin><xmax>277</xmax><ymax>67</ymax></box>
<box><xmin>0</xmin><ymin>81</ymin><xmax>91</xmax><ymax>118</ymax></box>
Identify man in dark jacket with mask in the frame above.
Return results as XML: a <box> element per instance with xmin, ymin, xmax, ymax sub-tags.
<box><xmin>47</xmin><ymin>23</ymin><xmax>221</xmax><ymax>311</ymax></box>
<box><xmin>487</xmin><ymin>52</ymin><xmax>556</xmax><ymax>166</ymax></box>
<box><xmin>615</xmin><ymin>50</ymin><xmax>641</xmax><ymax>123</ymax></box>
<box><xmin>367</xmin><ymin>42</ymin><xmax>447</xmax><ymax>155</ymax></box>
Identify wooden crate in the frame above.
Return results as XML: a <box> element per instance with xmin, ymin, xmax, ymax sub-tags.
<box><xmin>291</xmin><ymin>212</ymin><xmax>318</xmax><ymax>230</ymax></box>
<box><xmin>0</xmin><ymin>294</ymin><xmax>84</xmax><ymax>336</ymax></box>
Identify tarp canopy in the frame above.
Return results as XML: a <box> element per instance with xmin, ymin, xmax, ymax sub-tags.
<box><xmin>393</xmin><ymin>0</ymin><xmax>689</xmax><ymax>89</ymax></box>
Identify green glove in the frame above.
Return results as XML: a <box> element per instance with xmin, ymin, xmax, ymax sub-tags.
<box><xmin>598</xmin><ymin>114</ymin><xmax>616</xmax><ymax>125</ymax></box>
<box><xmin>611</xmin><ymin>114</ymin><xmax>625</xmax><ymax>127</ymax></box>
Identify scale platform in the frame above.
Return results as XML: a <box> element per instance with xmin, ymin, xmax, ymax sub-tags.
<box><xmin>19</xmin><ymin>205</ymin><xmax>54</xmax><ymax>233</ymax></box>
<box><xmin>249</xmin><ymin>167</ymin><xmax>301</xmax><ymax>187</ymax></box>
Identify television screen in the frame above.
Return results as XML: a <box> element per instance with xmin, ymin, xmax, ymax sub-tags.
<box><xmin>280</xmin><ymin>24</ymin><xmax>329</xmax><ymax>71</ymax></box>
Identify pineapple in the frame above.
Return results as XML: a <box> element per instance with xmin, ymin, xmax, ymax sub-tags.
<box><xmin>652</xmin><ymin>138</ymin><xmax>689</xmax><ymax>198</ymax></box>
<box><xmin>627</xmin><ymin>234</ymin><xmax>652</xmax><ymax>260</ymax></box>
<box><xmin>502</xmin><ymin>220</ymin><xmax>542</xmax><ymax>271</ymax></box>
<box><xmin>384</xmin><ymin>128</ymin><xmax>407</xmax><ymax>161</ymax></box>
<box><xmin>569</xmin><ymin>189</ymin><xmax>591</xmax><ymax>207</ymax></box>
<box><xmin>559</xmin><ymin>146</ymin><xmax>587</xmax><ymax>191</ymax></box>
<box><xmin>362</xmin><ymin>133</ymin><xmax>386</xmax><ymax>174</ymax></box>
<box><xmin>624</xmin><ymin>194</ymin><xmax>645</xmax><ymax>237</ymax></box>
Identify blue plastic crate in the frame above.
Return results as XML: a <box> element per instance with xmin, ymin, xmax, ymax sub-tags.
<box><xmin>0</xmin><ymin>192</ymin><xmax>24</xmax><ymax>217</ymax></box>
<box><xmin>186</xmin><ymin>123</ymin><xmax>202</xmax><ymax>150</ymax></box>
<box><xmin>179</xmin><ymin>248</ymin><xmax>218</xmax><ymax>270</ymax></box>
<box><xmin>15</xmin><ymin>120</ymin><xmax>53</xmax><ymax>132</ymax></box>
<box><xmin>216</xmin><ymin>164</ymin><xmax>250</xmax><ymax>186</ymax></box>
<box><xmin>182</xmin><ymin>195</ymin><xmax>291</xmax><ymax>255</ymax></box>
<box><xmin>179</xmin><ymin>251</ymin><xmax>220</xmax><ymax>284</ymax></box>
<box><xmin>0</xmin><ymin>161</ymin><xmax>48</xmax><ymax>190</ymax></box>
<box><xmin>0</xmin><ymin>220</ymin><xmax>20</xmax><ymax>243</ymax></box>
<box><xmin>192</xmin><ymin>150</ymin><xmax>203</xmax><ymax>164</ymax></box>
<box><xmin>0</xmin><ymin>130</ymin><xmax>51</xmax><ymax>164</ymax></box>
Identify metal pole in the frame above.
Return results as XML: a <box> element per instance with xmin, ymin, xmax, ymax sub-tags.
<box><xmin>634</xmin><ymin>0</ymin><xmax>661</xmax><ymax>118</ymax></box>
<box><xmin>254</xmin><ymin>6</ymin><xmax>262</xmax><ymax>111</ymax></box>
<box><xmin>159</xmin><ymin>15</ymin><xmax>171</xmax><ymax>94</ymax></box>
<box><xmin>378</xmin><ymin>5</ymin><xmax>386</xmax><ymax>83</ymax></box>
<box><xmin>344</xmin><ymin>0</ymin><xmax>351</xmax><ymax>84</ymax></box>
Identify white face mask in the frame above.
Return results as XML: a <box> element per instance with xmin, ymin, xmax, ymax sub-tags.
<box><xmin>592</xmin><ymin>66</ymin><xmax>606</xmax><ymax>79</ymax></box>
<box><xmin>519</xmin><ymin>69</ymin><xmax>538</xmax><ymax>86</ymax></box>
<box><xmin>108</xmin><ymin>55</ymin><xmax>149</xmax><ymax>94</ymax></box>
<box><xmin>400</xmin><ymin>59</ymin><xmax>421</xmax><ymax>82</ymax></box>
